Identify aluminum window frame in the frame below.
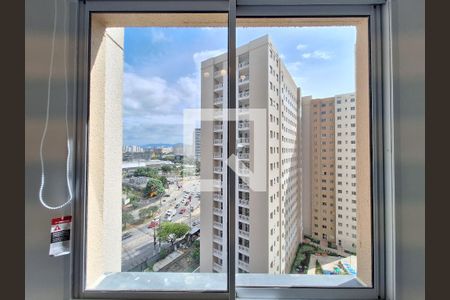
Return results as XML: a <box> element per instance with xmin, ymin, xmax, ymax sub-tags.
<box><xmin>72</xmin><ymin>1</ymin><xmax>389</xmax><ymax>300</ymax></box>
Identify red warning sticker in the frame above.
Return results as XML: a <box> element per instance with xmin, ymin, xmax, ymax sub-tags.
<box><xmin>49</xmin><ymin>216</ymin><xmax>72</xmax><ymax>257</ymax></box>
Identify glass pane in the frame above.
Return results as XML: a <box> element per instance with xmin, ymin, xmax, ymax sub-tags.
<box><xmin>85</xmin><ymin>13</ymin><xmax>228</xmax><ymax>292</ymax></box>
<box><xmin>233</xmin><ymin>17</ymin><xmax>372</xmax><ymax>288</ymax></box>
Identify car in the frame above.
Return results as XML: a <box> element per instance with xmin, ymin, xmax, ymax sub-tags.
<box><xmin>185</xmin><ymin>201</ymin><xmax>190</xmax><ymax>206</ymax></box>
<box><xmin>190</xmin><ymin>206</ymin><xmax>194</xmax><ymax>212</ymax></box>
<box><xmin>175</xmin><ymin>203</ymin><xmax>180</xmax><ymax>209</ymax></box>
<box><xmin>122</xmin><ymin>232</ymin><xmax>132</xmax><ymax>240</ymax></box>
<box><xmin>163</xmin><ymin>194</ymin><xmax>170</xmax><ymax>197</ymax></box>
<box><xmin>147</xmin><ymin>220</ymin><xmax>159</xmax><ymax>229</ymax></box>
<box><xmin>179</xmin><ymin>208</ymin><xmax>186</xmax><ymax>214</ymax></box>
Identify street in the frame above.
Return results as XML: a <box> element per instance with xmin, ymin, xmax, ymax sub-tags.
<box><xmin>121</xmin><ymin>176</ymin><xmax>201</xmax><ymax>271</ymax></box>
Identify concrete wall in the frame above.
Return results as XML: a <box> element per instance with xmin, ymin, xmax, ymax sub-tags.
<box><xmin>25</xmin><ymin>0</ymin><xmax>424</xmax><ymax>299</ymax></box>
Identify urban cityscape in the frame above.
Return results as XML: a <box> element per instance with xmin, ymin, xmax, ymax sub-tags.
<box><xmin>120</xmin><ymin>34</ymin><xmax>361</xmax><ymax>277</ymax></box>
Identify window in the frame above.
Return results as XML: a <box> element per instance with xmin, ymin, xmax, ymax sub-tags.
<box><xmin>74</xmin><ymin>1</ymin><xmax>383</xmax><ymax>300</ymax></box>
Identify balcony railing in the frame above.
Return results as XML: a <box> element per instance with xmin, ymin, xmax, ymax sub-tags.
<box><xmin>213</xmin><ymin>110</ymin><xmax>223</xmax><ymax>118</ymax></box>
<box><xmin>214</xmin><ymin>139</ymin><xmax>223</xmax><ymax>145</ymax></box>
<box><xmin>239</xmin><ymin>214</ymin><xmax>250</xmax><ymax>222</ymax></box>
<box><xmin>214</xmin><ymin>70</ymin><xmax>224</xmax><ymax>77</ymax></box>
<box><xmin>213</xmin><ymin>207</ymin><xmax>223</xmax><ymax>215</ymax></box>
<box><xmin>239</xmin><ymin>91</ymin><xmax>250</xmax><ymax>99</ymax></box>
<box><xmin>239</xmin><ymin>230</ymin><xmax>250</xmax><ymax>238</ymax></box>
<box><xmin>213</xmin><ymin>236</ymin><xmax>223</xmax><ymax>244</ymax></box>
<box><xmin>239</xmin><ymin>168</ymin><xmax>250</xmax><ymax>176</ymax></box>
<box><xmin>213</xmin><ymin>194</ymin><xmax>223</xmax><ymax>201</ymax></box>
<box><xmin>213</xmin><ymin>180</ymin><xmax>222</xmax><ymax>187</ymax></box>
<box><xmin>213</xmin><ymin>262</ymin><xmax>223</xmax><ymax>271</ymax></box>
<box><xmin>239</xmin><ymin>183</ymin><xmax>249</xmax><ymax>191</ymax></box>
<box><xmin>214</xmin><ymin>97</ymin><xmax>223</xmax><ymax>105</ymax></box>
<box><xmin>213</xmin><ymin>125</ymin><xmax>223</xmax><ymax>132</ymax></box>
<box><xmin>213</xmin><ymin>152</ymin><xmax>223</xmax><ymax>159</ymax></box>
<box><xmin>239</xmin><ymin>62</ymin><xmax>249</xmax><ymax>69</ymax></box>
<box><xmin>213</xmin><ymin>166</ymin><xmax>223</xmax><ymax>173</ymax></box>
<box><xmin>238</xmin><ymin>122</ymin><xmax>250</xmax><ymax>129</ymax></box>
<box><xmin>238</xmin><ymin>261</ymin><xmax>249</xmax><ymax>269</ymax></box>
<box><xmin>213</xmin><ymin>221</ymin><xmax>223</xmax><ymax>229</ymax></box>
<box><xmin>239</xmin><ymin>198</ymin><xmax>249</xmax><ymax>206</ymax></box>
<box><xmin>214</xmin><ymin>83</ymin><xmax>224</xmax><ymax>90</ymax></box>
<box><xmin>238</xmin><ymin>138</ymin><xmax>250</xmax><ymax>144</ymax></box>
<box><xmin>238</xmin><ymin>153</ymin><xmax>249</xmax><ymax>159</ymax></box>
<box><xmin>238</xmin><ymin>77</ymin><xmax>250</xmax><ymax>84</ymax></box>
<box><xmin>213</xmin><ymin>248</ymin><xmax>222</xmax><ymax>257</ymax></box>
<box><xmin>238</xmin><ymin>107</ymin><xmax>250</xmax><ymax>114</ymax></box>
<box><xmin>238</xmin><ymin>245</ymin><xmax>250</xmax><ymax>254</ymax></box>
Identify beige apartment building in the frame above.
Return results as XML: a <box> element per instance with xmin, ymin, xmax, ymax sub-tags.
<box><xmin>200</xmin><ymin>35</ymin><xmax>302</xmax><ymax>274</ymax></box>
<box><xmin>301</xmin><ymin>93</ymin><xmax>357</xmax><ymax>253</ymax></box>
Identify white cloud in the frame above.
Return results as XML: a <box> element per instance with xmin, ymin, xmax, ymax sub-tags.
<box><xmin>302</xmin><ymin>50</ymin><xmax>333</xmax><ymax>60</ymax></box>
<box><xmin>296</xmin><ymin>43</ymin><xmax>308</xmax><ymax>50</ymax></box>
<box><xmin>286</xmin><ymin>61</ymin><xmax>302</xmax><ymax>73</ymax></box>
<box><xmin>193</xmin><ymin>49</ymin><xmax>226</xmax><ymax>70</ymax></box>
<box><xmin>151</xmin><ymin>30</ymin><xmax>170</xmax><ymax>43</ymax></box>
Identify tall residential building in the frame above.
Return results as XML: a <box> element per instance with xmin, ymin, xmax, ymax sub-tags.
<box><xmin>334</xmin><ymin>93</ymin><xmax>357</xmax><ymax>252</ymax></box>
<box><xmin>301</xmin><ymin>93</ymin><xmax>357</xmax><ymax>253</ymax></box>
<box><xmin>194</xmin><ymin>128</ymin><xmax>201</xmax><ymax>162</ymax></box>
<box><xmin>200</xmin><ymin>35</ymin><xmax>302</xmax><ymax>274</ymax></box>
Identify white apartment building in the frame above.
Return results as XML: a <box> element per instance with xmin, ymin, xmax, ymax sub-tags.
<box><xmin>335</xmin><ymin>93</ymin><xmax>357</xmax><ymax>252</ymax></box>
<box><xmin>301</xmin><ymin>93</ymin><xmax>357</xmax><ymax>253</ymax></box>
<box><xmin>200</xmin><ymin>35</ymin><xmax>302</xmax><ymax>274</ymax></box>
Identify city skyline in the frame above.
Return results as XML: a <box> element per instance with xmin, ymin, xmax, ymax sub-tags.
<box><xmin>123</xmin><ymin>27</ymin><xmax>356</xmax><ymax>145</ymax></box>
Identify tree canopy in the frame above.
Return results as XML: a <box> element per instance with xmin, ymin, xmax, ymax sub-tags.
<box><xmin>157</xmin><ymin>222</ymin><xmax>190</xmax><ymax>246</ymax></box>
<box><xmin>144</xmin><ymin>178</ymin><xmax>165</xmax><ymax>197</ymax></box>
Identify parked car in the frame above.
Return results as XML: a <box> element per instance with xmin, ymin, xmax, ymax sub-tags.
<box><xmin>179</xmin><ymin>208</ymin><xmax>186</xmax><ymax>214</ymax></box>
<box><xmin>175</xmin><ymin>203</ymin><xmax>180</xmax><ymax>209</ymax></box>
<box><xmin>122</xmin><ymin>232</ymin><xmax>132</xmax><ymax>240</ymax></box>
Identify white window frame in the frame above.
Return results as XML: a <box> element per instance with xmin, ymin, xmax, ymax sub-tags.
<box><xmin>71</xmin><ymin>1</ymin><xmax>392</xmax><ymax>300</ymax></box>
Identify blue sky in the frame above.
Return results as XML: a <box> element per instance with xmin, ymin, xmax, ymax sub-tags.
<box><xmin>123</xmin><ymin>26</ymin><xmax>356</xmax><ymax>146</ymax></box>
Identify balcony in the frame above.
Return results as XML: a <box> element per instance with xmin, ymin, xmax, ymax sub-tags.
<box><xmin>239</xmin><ymin>168</ymin><xmax>250</xmax><ymax>176</ymax></box>
<box><xmin>213</xmin><ymin>166</ymin><xmax>223</xmax><ymax>173</ymax></box>
<box><xmin>238</xmin><ymin>245</ymin><xmax>250</xmax><ymax>254</ymax></box>
<box><xmin>238</xmin><ymin>61</ymin><xmax>249</xmax><ymax>69</ymax></box>
<box><xmin>213</xmin><ymin>262</ymin><xmax>223</xmax><ymax>271</ymax></box>
<box><xmin>213</xmin><ymin>207</ymin><xmax>223</xmax><ymax>215</ymax></box>
<box><xmin>238</xmin><ymin>153</ymin><xmax>249</xmax><ymax>160</ymax></box>
<box><xmin>213</xmin><ymin>194</ymin><xmax>223</xmax><ymax>201</ymax></box>
<box><xmin>213</xmin><ymin>125</ymin><xmax>223</xmax><ymax>132</ymax></box>
<box><xmin>214</xmin><ymin>97</ymin><xmax>223</xmax><ymax>105</ymax></box>
<box><xmin>213</xmin><ymin>180</ymin><xmax>222</xmax><ymax>187</ymax></box>
<box><xmin>213</xmin><ymin>152</ymin><xmax>223</xmax><ymax>159</ymax></box>
<box><xmin>214</xmin><ymin>83</ymin><xmax>224</xmax><ymax>90</ymax></box>
<box><xmin>213</xmin><ymin>235</ymin><xmax>223</xmax><ymax>244</ymax></box>
<box><xmin>239</xmin><ymin>230</ymin><xmax>250</xmax><ymax>238</ymax></box>
<box><xmin>238</xmin><ymin>76</ymin><xmax>250</xmax><ymax>85</ymax></box>
<box><xmin>239</xmin><ymin>183</ymin><xmax>249</xmax><ymax>191</ymax></box>
<box><xmin>238</xmin><ymin>122</ymin><xmax>250</xmax><ymax>129</ymax></box>
<box><xmin>214</xmin><ymin>70</ymin><xmax>225</xmax><ymax>77</ymax></box>
<box><xmin>238</xmin><ymin>261</ymin><xmax>250</xmax><ymax>270</ymax></box>
<box><xmin>238</xmin><ymin>107</ymin><xmax>250</xmax><ymax>114</ymax></box>
<box><xmin>214</xmin><ymin>139</ymin><xmax>223</xmax><ymax>145</ymax></box>
<box><xmin>238</xmin><ymin>138</ymin><xmax>250</xmax><ymax>144</ymax></box>
<box><xmin>213</xmin><ymin>221</ymin><xmax>223</xmax><ymax>229</ymax></box>
<box><xmin>213</xmin><ymin>248</ymin><xmax>223</xmax><ymax>257</ymax></box>
<box><xmin>239</xmin><ymin>198</ymin><xmax>249</xmax><ymax>206</ymax></box>
<box><xmin>213</xmin><ymin>110</ymin><xmax>223</xmax><ymax>118</ymax></box>
<box><xmin>238</xmin><ymin>90</ymin><xmax>250</xmax><ymax>99</ymax></box>
<box><xmin>239</xmin><ymin>214</ymin><xmax>250</xmax><ymax>222</ymax></box>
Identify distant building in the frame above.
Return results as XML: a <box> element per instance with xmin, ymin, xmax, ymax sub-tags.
<box><xmin>194</xmin><ymin>128</ymin><xmax>201</xmax><ymax>161</ymax></box>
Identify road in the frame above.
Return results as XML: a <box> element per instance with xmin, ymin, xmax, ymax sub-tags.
<box><xmin>121</xmin><ymin>177</ymin><xmax>201</xmax><ymax>271</ymax></box>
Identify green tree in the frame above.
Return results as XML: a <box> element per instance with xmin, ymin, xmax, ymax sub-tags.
<box><xmin>158</xmin><ymin>222</ymin><xmax>190</xmax><ymax>249</ymax></box>
<box><xmin>122</xmin><ymin>212</ymin><xmax>134</xmax><ymax>228</ymax></box>
<box><xmin>191</xmin><ymin>240</ymin><xmax>200</xmax><ymax>264</ymax></box>
<box><xmin>159</xmin><ymin>175</ymin><xmax>168</xmax><ymax>187</ymax></box>
<box><xmin>161</xmin><ymin>165</ymin><xmax>172</xmax><ymax>175</ymax></box>
<box><xmin>138</xmin><ymin>206</ymin><xmax>159</xmax><ymax>220</ymax></box>
<box><xmin>144</xmin><ymin>178</ymin><xmax>165</xmax><ymax>197</ymax></box>
<box><xmin>134</xmin><ymin>167</ymin><xmax>159</xmax><ymax>178</ymax></box>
